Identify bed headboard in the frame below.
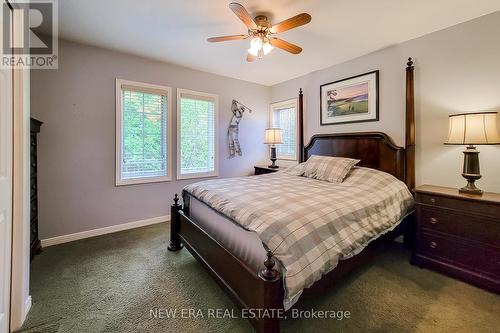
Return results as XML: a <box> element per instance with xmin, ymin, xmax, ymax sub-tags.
<box><xmin>304</xmin><ymin>132</ymin><xmax>405</xmax><ymax>181</ymax></box>
<box><xmin>297</xmin><ymin>58</ymin><xmax>416</xmax><ymax>190</ymax></box>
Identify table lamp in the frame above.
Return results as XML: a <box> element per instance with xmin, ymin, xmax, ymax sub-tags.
<box><xmin>445</xmin><ymin>112</ymin><xmax>500</xmax><ymax>194</ymax></box>
<box><xmin>264</xmin><ymin>128</ymin><xmax>283</xmax><ymax>168</ymax></box>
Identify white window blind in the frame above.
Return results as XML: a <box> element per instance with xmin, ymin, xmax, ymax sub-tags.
<box><xmin>271</xmin><ymin>99</ymin><xmax>297</xmax><ymax>160</ymax></box>
<box><xmin>177</xmin><ymin>89</ymin><xmax>218</xmax><ymax>179</ymax></box>
<box><xmin>116</xmin><ymin>80</ymin><xmax>172</xmax><ymax>185</ymax></box>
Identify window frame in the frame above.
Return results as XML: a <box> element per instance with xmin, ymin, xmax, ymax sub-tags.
<box><xmin>115</xmin><ymin>79</ymin><xmax>173</xmax><ymax>186</ymax></box>
<box><xmin>176</xmin><ymin>88</ymin><xmax>219</xmax><ymax>180</ymax></box>
<box><xmin>270</xmin><ymin>98</ymin><xmax>299</xmax><ymax>161</ymax></box>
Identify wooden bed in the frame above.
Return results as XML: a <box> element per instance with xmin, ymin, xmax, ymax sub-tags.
<box><xmin>168</xmin><ymin>58</ymin><xmax>416</xmax><ymax>333</ymax></box>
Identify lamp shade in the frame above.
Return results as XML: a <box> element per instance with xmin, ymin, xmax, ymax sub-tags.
<box><xmin>445</xmin><ymin>112</ymin><xmax>500</xmax><ymax>145</ymax></box>
<box><xmin>264</xmin><ymin>128</ymin><xmax>283</xmax><ymax>144</ymax></box>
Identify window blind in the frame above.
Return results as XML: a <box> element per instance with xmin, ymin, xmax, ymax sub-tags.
<box><xmin>179</xmin><ymin>93</ymin><xmax>216</xmax><ymax>177</ymax></box>
<box><xmin>272</xmin><ymin>105</ymin><xmax>296</xmax><ymax>160</ymax></box>
<box><xmin>120</xmin><ymin>89</ymin><xmax>168</xmax><ymax>180</ymax></box>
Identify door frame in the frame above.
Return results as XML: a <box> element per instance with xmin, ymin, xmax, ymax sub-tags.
<box><xmin>6</xmin><ymin>0</ymin><xmax>31</xmax><ymax>331</ymax></box>
<box><xmin>0</xmin><ymin>1</ymin><xmax>14</xmax><ymax>331</ymax></box>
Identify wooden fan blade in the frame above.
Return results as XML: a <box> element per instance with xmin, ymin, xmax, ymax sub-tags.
<box><xmin>207</xmin><ymin>35</ymin><xmax>248</xmax><ymax>42</ymax></box>
<box><xmin>229</xmin><ymin>2</ymin><xmax>257</xmax><ymax>29</ymax></box>
<box><xmin>269</xmin><ymin>37</ymin><xmax>302</xmax><ymax>54</ymax></box>
<box><xmin>246</xmin><ymin>53</ymin><xmax>257</xmax><ymax>62</ymax></box>
<box><xmin>270</xmin><ymin>13</ymin><xmax>311</xmax><ymax>34</ymax></box>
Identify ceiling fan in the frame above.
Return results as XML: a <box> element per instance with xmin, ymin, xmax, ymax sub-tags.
<box><xmin>207</xmin><ymin>2</ymin><xmax>311</xmax><ymax>62</ymax></box>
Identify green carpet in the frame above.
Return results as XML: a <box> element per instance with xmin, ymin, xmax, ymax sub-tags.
<box><xmin>19</xmin><ymin>223</ymin><xmax>499</xmax><ymax>333</ymax></box>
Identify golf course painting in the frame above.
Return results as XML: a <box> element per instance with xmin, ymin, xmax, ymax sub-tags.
<box><xmin>320</xmin><ymin>70</ymin><xmax>379</xmax><ymax>125</ymax></box>
<box><xmin>326</xmin><ymin>83</ymin><xmax>369</xmax><ymax>117</ymax></box>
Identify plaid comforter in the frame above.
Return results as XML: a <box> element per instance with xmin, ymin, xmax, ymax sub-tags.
<box><xmin>184</xmin><ymin>167</ymin><xmax>414</xmax><ymax>308</ymax></box>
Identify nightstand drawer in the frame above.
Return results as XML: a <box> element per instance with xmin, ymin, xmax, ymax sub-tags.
<box><xmin>417</xmin><ymin>193</ymin><xmax>499</xmax><ymax>219</ymax></box>
<box><xmin>419</xmin><ymin>207</ymin><xmax>500</xmax><ymax>248</ymax></box>
<box><xmin>420</xmin><ymin>232</ymin><xmax>500</xmax><ymax>278</ymax></box>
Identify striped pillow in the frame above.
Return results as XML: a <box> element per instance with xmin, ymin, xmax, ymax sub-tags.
<box><xmin>304</xmin><ymin>155</ymin><xmax>360</xmax><ymax>183</ymax></box>
<box><xmin>283</xmin><ymin>162</ymin><xmax>307</xmax><ymax>176</ymax></box>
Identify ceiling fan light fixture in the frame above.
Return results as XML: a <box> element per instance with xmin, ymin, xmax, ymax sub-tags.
<box><xmin>207</xmin><ymin>3</ymin><xmax>311</xmax><ymax>61</ymax></box>
<box><xmin>248</xmin><ymin>47</ymin><xmax>259</xmax><ymax>57</ymax></box>
<box><xmin>263</xmin><ymin>42</ymin><xmax>273</xmax><ymax>55</ymax></box>
<box><xmin>250</xmin><ymin>37</ymin><xmax>263</xmax><ymax>50</ymax></box>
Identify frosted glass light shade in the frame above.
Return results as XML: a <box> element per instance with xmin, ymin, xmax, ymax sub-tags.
<box><xmin>264</xmin><ymin>128</ymin><xmax>283</xmax><ymax>144</ymax></box>
<box><xmin>263</xmin><ymin>42</ymin><xmax>273</xmax><ymax>55</ymax></box>
<box><xmin>248</xmin><ymin>47</ymin><xmax>259</xmax><ymax>56</ymax></box>
<box><xmin>445</xmin><ymin>112</ymin><xmax>500</xmax><ymax>145</ymax></box>
<box><xmin>250</xmin><ymin>37</ymin><xmax>262</xmax><ymax>50</ymax></box>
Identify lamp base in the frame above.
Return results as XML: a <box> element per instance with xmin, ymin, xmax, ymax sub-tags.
<box><xmin>268</xmin><ymin>158</ymin><xmax>279</xmax><ymax>169</ymax></box>
<box><xmin>268</xmin><ymin>145</ymin><xmax>279</xmax><ymax>168</ymax></box>
<box><xmin>459</xmin><ymin>179</ymin><xmax>483</xmax><ymax>195</ymax></box>
<box><xmin>459</xmin><ymin>146</ymin><xmax>482</xmax><ymax>195</ymax></box>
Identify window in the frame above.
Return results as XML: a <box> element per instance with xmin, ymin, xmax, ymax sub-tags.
<box><xmin>115</xmin><ymin>79</ymin><xmax>172</xmax><ymax>185</ymax></box>
<box><xmin>270</xmin><ymin>99</ymin><xmax>298</xmax><ymax>160</ymax></box>
<box><xmin>177</xmin><ymin>89</ymin><xmax>218</xmax><ymax>179</ymax></box>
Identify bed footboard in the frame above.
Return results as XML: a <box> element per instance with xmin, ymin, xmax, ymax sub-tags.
<box><xmin>168</xmin><ymin>193</ymin><xmax>284</xmax><ymax>333</ymax></box>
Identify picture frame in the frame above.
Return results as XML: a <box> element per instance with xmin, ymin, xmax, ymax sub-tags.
<box><xmin>320</xmin><ymin>70</ymin><xmax>379</xmax><ymax>125</ymax></box>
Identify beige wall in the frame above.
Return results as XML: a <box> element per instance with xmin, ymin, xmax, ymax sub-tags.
<box><xmin>271</xmin><ymin>11</ymin><xmax>500</xmax><ymax>192</ymax></box>
<box><xmin>31</xmin><ymin>40</ymin><xmax>270</xmax><ymax>239</ymax></box>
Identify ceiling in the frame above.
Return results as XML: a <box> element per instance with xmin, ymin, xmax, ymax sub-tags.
<box><xmin>56</xmin><ymin>0</ymin><xmax>500</xmax><ymax>86</ymax></box>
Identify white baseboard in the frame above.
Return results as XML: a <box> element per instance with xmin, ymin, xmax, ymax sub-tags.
<box><xmin>9</xmin><ymin>296</ymin><xmax>32</xmax><ymax>333</ymax></box>
<box><xmin>0</xmin><ymin>314</ymin><xmax>6</xmax><ymax>333</ymax></box>
<box><xmin>41</xmin><ymin>215</ymin><xmax>169</xmax><ymax>248</ymax></box>
<box><xmin>22</xmin><ymin>296</ymin><xmax>31</xmax><ymax>322</ymax></box>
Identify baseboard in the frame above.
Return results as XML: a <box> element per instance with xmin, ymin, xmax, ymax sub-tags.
<box><xmin>41</xmin><ymin>215</ymin><xmax>169</xmax><ymax>248</ymax></box>
<box><xmin>0</xmin><ymin>314</ymin><xmax>6</xmax><ymax>333</ymax></box>
<box><xmin>22</xmin><ymin>296</ymin><xmax>32</xmax><ymax>322</ymax></box>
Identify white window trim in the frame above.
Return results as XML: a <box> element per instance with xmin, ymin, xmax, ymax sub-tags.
<box><xmin>176</xmin><ymin>88</ymin><xmax>219</xmax><ymax>180</ymax></box>
<box><xmin>115</xmin><ymin>79</ymin><xmax>173</xmax><ymax>186</ymax></box>
<box><xmin>270</xmin><ymin>98</ymin><xmax>299</xmax><ymax>161</ymax></box>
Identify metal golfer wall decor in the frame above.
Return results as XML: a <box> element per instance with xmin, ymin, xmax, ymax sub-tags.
<box><xmin>228</xmin><ymin>100</ymin><xmax>253</xmax><ymax>158</ymax></box>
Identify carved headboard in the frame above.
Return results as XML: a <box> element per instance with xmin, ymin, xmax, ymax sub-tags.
<box><xmin>304</xmin><ymin>132</ymin><xmax>405</xmax><ymax>182</ymax></box>
<box><xmin>297</xmin><ymin>58</ymin><xmax>416</xmax><ymax>190</ymax></box>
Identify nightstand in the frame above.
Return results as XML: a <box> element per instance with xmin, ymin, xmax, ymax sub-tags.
<box><xmin>413</xmin><ymin>185</ymin><xmax>500</xmax><ymax>293</ymax></box>
<box><xmin>254</xmin><ymin>165</ymin><xmax>280</xmax><ymax>175</ymax></box>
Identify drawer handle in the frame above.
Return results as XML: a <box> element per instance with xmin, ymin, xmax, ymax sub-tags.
<box><xmin>430</xmin><ymin>217</ymin><xmax>438</xmax><ymax>224</ymax></box>
<box><xmin>429</xmin><ymin>198</ymin><xmax>436</xmax><ymax>204</ymax></box>
<box><xmin>429</xmin><ymin>241</ymin><xmax>438</xmax><ymax>249</ymax></box>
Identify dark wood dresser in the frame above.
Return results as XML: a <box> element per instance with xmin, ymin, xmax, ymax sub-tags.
<box><xmin>413</xmin><ymin>185</ymin><xmax>500</xmax><ymax>293</ymax></box>
<box><xmin>30</xmin><ymin>118</ymin><xmax>42</xmax><ymax>259</ymax></box>
<box><xmin>254</xmin><ymin>165</ymin><xmax>280</xmax><ymax>175</ymax></box>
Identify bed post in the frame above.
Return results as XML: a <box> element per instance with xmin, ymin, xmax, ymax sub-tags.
<box><xmin>257</xmin><ymin>250</ymin><xmax>283</xmax><ymax>333</ymax></box>
<box><xmin>168</xmin><ymin>194</ymin><xmax>183</xmax><ymax>251</ymax></box>
<box><xmin>298</xmin><ymin>88</ymin><xmax>304</xmax><ymax>163</ymax></box>
<box><xmin>405</xmin><ymin>58</ymin><xmax>416</xmax><ymax>191</ymax></box>
<box><xmin>404</xmin><ymin>58</ymin><xmax>416</xmax><ymax>249</ymax></box>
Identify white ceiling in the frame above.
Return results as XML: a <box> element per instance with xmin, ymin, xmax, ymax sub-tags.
<box><xmin>56</xmin><ymin>0</ymin><xmax>500</xmax><ymax>86</ymax></box>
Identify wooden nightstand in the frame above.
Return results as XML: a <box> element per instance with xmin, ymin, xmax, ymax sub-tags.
<box><xmin>254</xmin><ymin>165</ymin><xmax>280</xmax><ymax>175</ymax></box>
<box><xmin>413</xmin><ymin>185</ymin><xmax>500</xmax><ymax>293</ymax></box>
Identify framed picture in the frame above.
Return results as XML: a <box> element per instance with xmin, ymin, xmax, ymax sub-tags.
<box><xmin>320</xmin><ymin>70</ymin><xmax>379</xmax><ymax>125</ymax></box>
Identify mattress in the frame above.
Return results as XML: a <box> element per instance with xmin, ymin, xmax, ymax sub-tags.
<box><xmin>187</xmin><ymin>193</ymin><xmax>268</xmax><ymax>273</ymax></box>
